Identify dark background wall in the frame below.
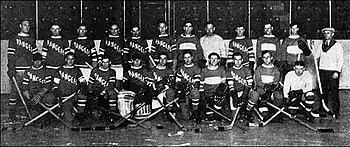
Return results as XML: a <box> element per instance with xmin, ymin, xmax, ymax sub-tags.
<box><xmin>1</xmin><ymin>0</ymin><xmax>350</xmax><ymax>40</ymax></box>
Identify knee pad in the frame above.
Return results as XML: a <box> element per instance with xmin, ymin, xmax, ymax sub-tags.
<box><xmin>42</xmin><ymin>93</ymin><xmax>56</xmax><ymax>107</ymax></box>
<box><xmin>106</xmin><ymin>89</ymin><xmax>117</xmax><ymax>100</ymax></box>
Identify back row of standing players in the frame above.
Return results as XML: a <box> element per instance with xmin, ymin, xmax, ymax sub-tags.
<box><xmin>7</xmin><ymin>19</ymin><xmax>343</xmax><ymax>124</ymax></box>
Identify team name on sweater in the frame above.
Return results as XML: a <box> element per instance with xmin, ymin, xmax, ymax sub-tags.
<box><xmin>27</xmin><ymin>72</ymin><xmax>47</xmax><ymax>84</ymax></box>
<box><xmin>94</xmin><ymin>73</ymin><xmax>109</xmax><ymax>87</ymax></box>
<box><xmin>129</xmin><ymin>42</ymin><xmax>147</xmax><ymax>53</ymax></box>
<box><xmin>105</xmin><ymin>40</ymin><xmax>122</xmax><ymax>52</ymax></box>
<box><xmin>72</xmin><ymin>42</ymin><xmax>90</xmax><ymax>55</ymax></box>
<box><xmin>128</xmin><ymin>70</ymin><xmax>147</xmax><ymax>83</ymax></box>
<box><xmin>230</xmin><ymin>41</ymin><xmax>249</xmax><ymax>52</ymax></box>
<box><xmin>46</xmin><ymin>40</ymin><xmax>65</xmax><ymax>55</ymax></box>
<box><xmin>154</xmin><ymin>39</ymin><xmax>171</xmax><ymax>51</ymax></box>
<box><xmin>16</xmin><ymin>39</ymin><xmax>34</xmax><ymax>52</ymax></box>
<box><xmin>58</xmin><ymin>71</ymin><xmax>78</xmax><ymax>85</ymax></box>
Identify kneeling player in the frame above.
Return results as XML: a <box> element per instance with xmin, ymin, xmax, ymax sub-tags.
<box><xmin>52</xmin><ymin>52</ymin><xmax>88</xmax><ymax>126</ymax></box>
<box><xmin>227</xmin><ymin>52</ymin><xmax>257</xmax><ymax>122</ymax></box>
<box><xmin>283</xmin><ymin>61</ymin><xmax>317</xmax><ymax>121</ymax></box>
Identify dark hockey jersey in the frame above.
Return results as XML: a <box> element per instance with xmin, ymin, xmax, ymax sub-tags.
<box><xmin>70</xmin><ymin>36</ymin><xmax>97</xmax><ymax>66</ymax></box>
<box><xmin>281</xmin><ymin>35</ymin><xmax>309</xmax><ymax>65</ymax></box>
<box><xmin>176</xmin><ymin>64</ymin><xmax>201</xmax><ymax>86</ymax></box>
<box><xmin>52</xmin><ymin>65</ymin><xmax>85</xmax><ymax>96</ymax></box>
<box><xmin>88</xmin><ymin>67</ymin><xmax>116</xmax><ymax>92</ymax></box>
<box><xmin>150</xmin><ymin>66</ymin><xmax>174</xmax><ymax>82</ymax></box>
<box><xmin>150</xmin><ymin>34</ymin><xmax>177</xmax><ymax>66</ymax></box>
<box><xmin>22</xmin><ymin>65</ymin><xmax>51</xmax><ymax>94</ymax></box>
<box><xmin>227</xmin><ymin>65</ymin><xmax>253</xmax><ymax>92</ymax></box>
<box><xmin>254</xmin><ymin>64</ymin><xmax>280</xmax><ymax>89</ymax></box>
<box><xmin>200</xmin><ymin>66</ymin><xmax>226</xmax><ymax>95</ymax></box>
<box><xmin>123</xmin><ymin>65</ymin><xmax>151</xmax><ymax>92</ymax></box>
<box><xmin>99</xmin><ymin>35</ymin><xmax>128</xmax><ymax>65</ymax></box>
<box><xmin>228</xmin><ymin>36</ymin><xmax>254</xmax><ymax>66</ymax></box>
<box><xmin>42</xmin><ymin>36</ymin><xmax>70</xmax><ymax>68</ymax></box>
<box><xmin>256</xmin><ymin>35</ymin><xmax>281</xmax><ymax>61</ymax></box>
<box><xmin>126</xmin><ymin>36</ymin><xmax>149</xmax><ymax>63</ymax></box>
<box><xmin>7</xmin><ymin>33</ymin><xmax>37</xmax><ymax>71</ymax></box>
<box><xmin>176</xmin><ymin>34</ymin><xmax>204</xmax><ymax>63</ymax></box>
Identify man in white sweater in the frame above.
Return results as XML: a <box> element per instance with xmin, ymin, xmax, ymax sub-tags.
<box><xmin>312</xmin><ymin>27</ymin><xmax>344</xmax><ymax>119</ymax></box>
<box><xmin>283</xmin><ymin>61</ymin><xmax>317</xmax><ymax>120</ymax></box>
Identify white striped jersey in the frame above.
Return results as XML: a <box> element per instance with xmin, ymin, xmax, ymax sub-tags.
<box><xmin>200</xmin><ymin>66</ymin><xmax>226</xmax><ymax>95</ymax></box>
<box><xmin>227</xmin><ymin>65</ymin><xmax>253</xmax><ymax>92</ymax></box>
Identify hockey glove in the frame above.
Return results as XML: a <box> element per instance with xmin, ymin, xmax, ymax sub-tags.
<box><xmin>264</xmin><ymin>84</ymin><xmax>278</xmax><ymax>92</ymax></box>
<box><xmin>30</xmin><ymin>94</ymin><xmax>42</xmax><ymax>105</ymax></box>
<box><xmin>288</xmin><ymin>89</ymin><xmax>303</xmax><ymax>99</ymax></box>
<box><xmin>7</xmin><ymin>70</ymin><xmax>16</xmax><ymax>79</ymax></box>
<box><xmin>298</xmin><ymin>40</ymin><xmax>311</xmax><ymax>56</ymax></box>
<box><xmin>198</xmin><ymin>59</ymin><xmax>207</xmax><ymax>68</ymax></box>
<box><xmin>52</xmin><ymin>88</ymin><xmax>62</xmax><ymax>98</ymax></box>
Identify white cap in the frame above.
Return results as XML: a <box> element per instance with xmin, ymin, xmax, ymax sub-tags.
<box><xmin>321</xmin><ymin>27</ymin><xmax>335</xmax><ymax>33</ymax></box>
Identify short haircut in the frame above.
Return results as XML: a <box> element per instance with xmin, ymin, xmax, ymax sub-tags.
<box><xmin>158</xmin><ymin>52</ymin><xmax>168</xmax><ymax>58</ymax></box>
<box><xmin>158</xmin><ymin>21</ymin><xmax>167</xmax><ymax>26</ymax></box>
<box><xmin>77</xmin><ymin>23</ymin><xmax>87</xmax><ymax>29</ymax></box>
<box><xmin>235</xmin><ymin>24</ymin><xmax>245</xmax><ymax>29</ymax></box>
<box><xmin>294</xmin><ymin>61</ymin><xmax>305</xmax><ymax>67</ymax></box>
<box><xmin>101</xmin><ymin>55</ymin><xmax>110</xmax><ymax>60</ymax></box>
<box><xmin>205</xmin><ymin>21</ymin><xmax>215</xmax><ymax>27</ymax></box>
<box><xmin>183</xmin><ymin>21</ymin><xmax>193</xmax><ymax>27</ymax></box>
<box><xmin>132</xmin><ymin>52</ymin><xmax>142</xmax><ymax>60</ymax></box>
<box><xmin>65</xmin><ymin>52</ymin><xmax>75</xmax><ymax>59</ymax></box>
<box><xmin>289</xmin><ymin>22</ymin><xmax>299</xmax><ymax>28</ymax></box>
<box><xmin>262</xmin><ymin>50</ymin><xmax>272</xmax><ymax>57</ymax></box>
<box><xmin>32</xmin><ymin>53</ymin><xmax>43</xmax><ymax>61</ymax></box>
<box><xmin>232</xmin><ymin>52</ymin><xmax>243</xmax><ymax>58</ymax></box>
<box><xmin>183</xmin><ymin>50</ymin><xmax>193</xmax><ymax>57</ymax></box>
<box><xmin>208</xmin><ymin>52</ymin><xmax>220</xmax><ymax>59</ymax></box>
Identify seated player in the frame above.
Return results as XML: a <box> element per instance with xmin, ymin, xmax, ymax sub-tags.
<box><xmin>227</xmin><ymin>52</ymin><xmax>257</xmax><ymax>122</ymax></box>
<box><xmin>87</xmin><ymin>55</ymin><xmax>117</xmax><ymax>123</ymax></box>
<box><xmin>175</xmin><ymin>50</ymin><xmax>201</xmax><ymax>121</ymax></box>
<box><xmin>199</xmin><ymin>52</ymin><xmax>229</xmax><ymax>122</ymax></box>
<box><xmin>22</xmin><ymin>53</ymin><xmax>55</xmax><ymax>126</ymax></box>
<box><xmin>283</xmin><ymin>61</ymin><xmax>317</xmax><ymax>121</ymax></box>
<box><xmin>52</xmin><ymin>52</ymin><xmax>88</xmax><ymax>126</ymax></box>
<box><xmin>251</xmin><ymin>50</ymin><xmax>284</xmax><ymax>122</ymax></box>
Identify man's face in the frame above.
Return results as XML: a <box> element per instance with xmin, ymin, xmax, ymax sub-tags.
<box><xmin>183</xmin><ymin>53</ymin><xmax>193</xmax><ymax>65</ymax></box>
<box><xmin>33</xmin><ymin>60</ymin><xmax>43</xmax><ymax>68</ymax></box>
<box><xmin>158</xmin><ymin>23</ymin><xmax>167</xmax><ymax>35</ymax></box>
<box><xmin>101</xmin><ymin>58</ymin><xmax>110</xmax><ymax>69</ymax></box>
<box><xmin>236</xmin><ymin>27</ymin><xmax>245</xmax><ymax>37</ymax></box>
<box><xmin>77</xmin><ymin>26</ymin><xmax>87</xmax><ymax>37</ymax></box>
<box><xmin>294</xmin><ymin>65</ymin><xmax>305</xmax><ymax>76</ymax></box>
<box><xmin>323</xmin><ymin>31</ymin><xmax>334</xmax><ymax>40</ymax></box>
<box><xmin>262</xmin><ymin>52</ymin><xmax>273</xmax><ymax>65</ymax></box>
<box><xmin>65</xmin><ymin>55</ymin><xmax>75</xmax><ymax>66</ymax></box>
<box><xmin>205</xmin><ymin>24</ymin><xmax>215</xmax><ymax>36</ymax></box>
<box><xmin>51</xmin><ymin>25</ymin><xmax>61</xmax><ymax>36</ymax></box>
<box><xmin>131</xmin><ymin>27</ymin><xmax>140</xmax><ymax>37</ymax></box>
<box><xmin>132</xmin><ymin>59</ymin><xmax>141</xmax><ymax>67</ymax></box>
<box><xmin>20</xmin><ymin>21</ymin><xmax>30</xmax><ymax>33</ymax></box>
<box><xmin>264</xmin><ymin>24</ymin><xmax>273</xmax><ymax>35</ymax></box>
<box><xmin>159</xmin><ymin>55</ymin><xmax>167</xmax><ymax>66</ymax></box>
<box><xmin>290</xmin><ymin>25</ymin><xmax>299</xmax><ymax>35</ymax></box>
<box><xmin>209</xmin><ymin>54</ymin><xmax>220</xmax><ymax>66</ymax></box>
<box><xmin>110</xmin><ymin>24</ymin><xmax>120</xmax><ymax>36</ymax></box>
<box><xmin>183</xmin><ymin>23</ymin><xmax>193</xmax><ymax>34</ymax></box>
<box><xmin>233</xmin><ymin>55</ymin><xmax>243</xmax><ymax>67</ymax></box>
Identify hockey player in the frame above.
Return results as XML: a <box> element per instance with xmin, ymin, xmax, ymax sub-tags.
<box><xmin>199</xmin><ymin>52</ymin><xmax>228</xmax><ymax>122</ymax></box>
<box><xmin>283</xmin><ymin>61</ymin><xmax>317</xmax><ymax>121</ymax></box>
<box><xmin>256</xmin><ymin>23</ymin><xmax>283</xmax><ymax>71</ymax></box>
<box><xmin>7</xmin><ymin>20</ymin><xmax>38</xmax><ymax>122</ymax></box>
<box><xmin>280</xmin><ymin>23</ymin><xmax>311</xmax><ymax>76</ymax></box>
<box><xmin>87</xmin><ymin>55</ymin><xmax>117</xmax><ymax>123</ymax></box>
<box><xmin>41</xmin><ymin>24</ymin><xmax>70</xmax><ymax>70</ymax></box>
<box><xmin>251</xmin><ymin>50</ymin><xmax>284</xmax><ymax>122</ymax></box>
<box><xmin>99</xmin><ymin>23</ymin><xmax>128</xmax><ymax>85</ymax></box>
<box><xmin>149</xmin><ymin>52</ymin><xmax>176</xmax><ymax>111</ymax></box>
<box><xmin>52</xmin><ymin>52</ymin><xmax>88</xmax><ymax>126</ymax></box>
<box><xmin>175</xmin><ymin>50</ymin><xmax>201</xmax><ymax>120</ymax></box>
<box><xmin>312</xmin><ymin>27</ymin><xmax>344</xmax><ymax>119</ymax></box>
<box><xmin>22</xmin><ymin>53</ymin><xmax>55</xmax><ymax>126</ymax></box>
<box><xmin>227</xmin><ymin>52</ymin><xmax>256</xmax><ymax>122</ymax></box>
<box><xmin>149</xmin><ymin>22</ymin><xmax>177</xmax><ymax>71</ymax></box>
<box><xmin>200</xmin><ymin>22</ymin><xmax>226</xmax><ymax>66</ymax></box>
<box><xmin>228</xmin><ymin>25</ymin><xmax>255</xmax><ymax>75</ymax></box>
<box><xmin>70</xmin><ymin>24</ymin><xmax>98</xmax><ymax>81</ymax></box>
<box><xmin>175</xmin><ymin>22</ymin><xmax>205</xmax><ymax>68</ymax></box>
<box><xmin>125</xmin><ymin>26</ymin><xmax>149</xmax><ymax>69</ymax></box>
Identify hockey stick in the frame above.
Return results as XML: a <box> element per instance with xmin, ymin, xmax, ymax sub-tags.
<box><xmin>205</xmin><ymin>104</ymin><xmax>232</xmax><ymax>122</ymax></box>
<box><xmin>113</xmin><ymin>102</ymin><xmax>146</xmax><ymax>128</ymax></box>
<box><xmin>37</xmin><ymin>101</ymin><xmax>73</xmax><ymax>129</ymax></box>
<box><xmin>248</xmin><ymin>106</ymin><xmax>285</xmax><ymax>127</ymax></box>
<box><xmin>154</xmin><ymin>95</ymin><xmax>184</xmax><ymax>130</ymax></box>
<box><xmin>148</xmin><ymin>55</ymin><xmax>157</xmax><ymax>67</ymax></box>
<box><xmin>266</xmin><ymin>102</ymin><xmax>334</xmax><ymax>132</ymax></box>
<box><xmin>12</xmin><ymin>77</ymin><xmax>32</xmax><ymax>120</ymax></box>
<box><xmin>20</xmin><ymin>92</ymin><xmax>76</xmax><ymax>130</ymax></box>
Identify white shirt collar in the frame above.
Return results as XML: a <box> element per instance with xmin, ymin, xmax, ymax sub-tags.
<box><xmin>63</xmin><ymin>65</ymin><xmax>75</xmax><ymax>68</ymax></box>
<box><xmin>51</xmin><ymin>35</ymin><xmax>62</xmax><ymax>39</ymax></box>
<box><xmin>156</xmin><ymin>65</ymin><xmax>166</xmax><ymax>70</ymax></box>
<box><xmin>184</xmin><ymin>63</ymin><xmax>194</xmax><ymax>68</ymax></box>
<box><xmin>262</xmin><ymin>64</ymin><xmax>274</xmax><ymax>68</ymax></box>
<box><xmin>109</xmin><ymin>35</ymin><xmax>120</xmax><ymax>38</ymax></box>
<box><xmin>232</xmin><ymin>65</ymin><xmax>243</xmax><ymax>70</ymax></box>
<box><xmin>159</xmin><ymin>34</ymin><xmax>169</xmax><ymax>37</ymax></box>
<box><xmin>264</xmin><ymin>34</ymin><xmax>275</xmax><ymax>38</ymax></box>
<box><xmin>132</xmin><ymin>36</ymin><xmax>140</xmax><ymax>40</ymax></box>
<box><xmin>288</xmin><ymin>34</ymin><xmax>300</xmax><ymax>39</ymax></box>
<box><xmin>18</xmin><ymin>32</ymin><xmax>29</xmax><ymax>37</ymax></box>
<box><xmin>181</xmin><ymin>34</ymin><xmax>195</xmax><ymax>38</ymax></box>
<box><xmin>32</xmin><ymin>65</ymin><xmax>44</xmax><ymax>70</ymax></box>
<box><xmin>78</xmin><ymin>36</ymin><xmax>87</xmax><ymax>40</ymax></box>
<box><xmin>99</xmin><ymin>67</ymin><xmax>109</xmax><ymax>71</ymax></box>
<box><xmin>131</xmin><ymin>65</ymin><xmax>142</xmax><ymax>69</ymax></box>
<box><xmin>207</xmin><ymin>65</ymin><xmax>219</xmax><ymax>70</ymax></box>
<box><xmin>235</xmin><ymin>36</ymin><xmax>245</xmax><ymax>39</ymax></box>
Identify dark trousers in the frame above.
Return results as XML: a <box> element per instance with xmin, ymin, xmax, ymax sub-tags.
<box><xmin>319</xmin><ymin>70</ymin><xmax>340</xmax><ymax>116</ymax></box>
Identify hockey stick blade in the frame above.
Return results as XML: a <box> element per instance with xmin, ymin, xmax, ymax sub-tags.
<box><xmin>317</xmin><ymin>128</ymin><xmax>335</xmax><ymax>133</ymax></box>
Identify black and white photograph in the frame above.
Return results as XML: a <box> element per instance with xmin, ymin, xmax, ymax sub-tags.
<box><xmin>1</xmin><ymin>0</ymin><xmax>349</xmax><ymax>146</ymax></box>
